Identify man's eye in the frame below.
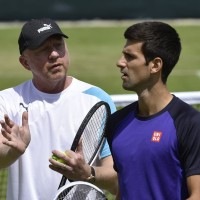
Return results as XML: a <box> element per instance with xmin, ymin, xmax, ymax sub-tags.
<box><xmin>55</xmin><ymin>43</ymin><xmax>63</xmax><ymax>49</ymax></box>
<box><xmin>124</xmin><ymin>54</ymin><xmax>134</xmax><ymax>60</ymax></box>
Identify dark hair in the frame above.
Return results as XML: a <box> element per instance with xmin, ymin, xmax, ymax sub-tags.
<box><xmin>124</xmin><ymin>21</ymin><xmax>181</xmax><ymax>83</ymax></box>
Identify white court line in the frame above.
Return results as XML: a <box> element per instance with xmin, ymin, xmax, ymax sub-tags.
<box><xmin>172</xmin><ymin>69</ymin><xmax>200</xmax><ymax>77</ymax></box>
<box><xmin>111</xmin><ymin>91</ymin><xmax>200</xmax><ymax>107</ymax></box>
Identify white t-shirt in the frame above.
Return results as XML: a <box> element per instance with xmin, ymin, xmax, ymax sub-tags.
<box><xmin>0</xmin><ymin>77</ymin><xmax>116</xmax><ymax>200</ymax></box>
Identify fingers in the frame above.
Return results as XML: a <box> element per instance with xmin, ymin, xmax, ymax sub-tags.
<box><xmin>49</xmin><ymin>161</ymin><xmax>73</xmax><ymax>176</ymax></box>
<box><xmin>49</xmin><ymin>149</ymin><xmax>88</xmax><ymax>181</ymax></box>
<box><xmin>51</xmin><ymin>149</ymin><xmax>84</xmax><ymax>167</ymax></box>
<box><xmin>49</xmin><ymin>150</ymin><xmax>78</xmax><ymax>171</ymax></box>
<box><xmin>1</xmin><ymin>127</ymin><xmax>12</xmax><ymax>140</ymax></box>
<box><xmin>22</xmin><ymin>111</ymin><xmax>28</xmax><ymax>127</ymax></box>
<box><xmin>0</xmin><ymin>115</ymin><xmax>14</xmax><ymax>148</ymax></box>
<box><xmin>2</xmin><ymin>137</ymin><xmax>16</xmax><ymax>148</ymax></box>
<box><xmin>1</xmin><ymin>126</ymin><xmax>18</xmax><ymax>148</ymax></box>
<box><xmin>76</xmin><ymin>138</ymin><xmax>83</xmax><ymax>154</ymax></box>
<box><xmin>0</xmin><ymin>114</ymin><xmax>14</xmax><ymax>133</ymax></box>
<box><xmin>50</xmin><ymin>150</ymin><xmax>73</xmax><ymax>165</ymax></box>
<box><xmin>4</xmin><ymin>114</ymin><xmax>14</xmax><ymax>128</ymax></box>
<box><xmin>0</xmin><ymin>122</ymin><xmax>12</xmax><ymax>144</ymax></box>
<box><xmin>49</xmin><ymin>158</ymin><xmax>73</xmax><ymax>171</ymax></box>
<box><xmin>0</xmin><ymin>113</ymin><xmax>30</xmax><ymax>153</ymax></box>
<box><xmin>49</xmin><ymin>152</ymin><xmax>73</xmax><ymax>175</ymax></box>
<box><xmin>1</xmin><ymin>114</ymin><xmax>16</xmax><ymax>139</ymax></box>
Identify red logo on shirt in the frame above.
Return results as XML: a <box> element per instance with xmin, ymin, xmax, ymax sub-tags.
<box><xmin>151</xmin><ymin>131</ymin><xmax>162</xmax><ymax>142</ymax></box>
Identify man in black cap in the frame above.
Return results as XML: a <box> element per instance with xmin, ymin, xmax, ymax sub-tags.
<box><xmin>0</xmin><ymin>18</ymin><xmax>117</xmax><ymax>200</ymax></box>
<box><xmin>18</xmin><ymin>18</ymin><xmax>68</xmax><ymax>54</ymax></box>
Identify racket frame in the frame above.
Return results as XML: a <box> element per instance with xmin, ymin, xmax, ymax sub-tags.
<box><xmin>54</xmin><ymin>181</ymin><xmax>107</xmax><ymax>200</ymax></box>
<box><xmin>58</xmin><ymin>101</ymin><xmax>111</xmax><ymax>189</ymax></box>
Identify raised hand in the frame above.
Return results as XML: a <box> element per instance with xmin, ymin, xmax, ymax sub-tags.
<box><xmin>0</xmin><ymin>111</ymin><xmax>30</xmax><ymax>155</ymax></box>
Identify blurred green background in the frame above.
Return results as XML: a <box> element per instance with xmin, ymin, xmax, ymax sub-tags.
<box><xmin>0</xmin><ymin>20</ymin><xmax>200</xmax><ymax>94</ymax></box>
<box><xmin>0</xmin><ymin>20</ymin><xmax>200</xmax><ymax>200</ymax></box>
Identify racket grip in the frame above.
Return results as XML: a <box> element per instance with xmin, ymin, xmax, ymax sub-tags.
<box><xmin>58</xmin><ymin>176</ymin><xmax>74</xmax><ymax>189</ymax></box>
<box><xmin>58</xmin><ymin>176</ymin><xmax>67</xmax><ymax>189</ymax></box>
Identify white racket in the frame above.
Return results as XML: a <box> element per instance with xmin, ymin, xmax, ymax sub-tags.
<box><xmin>53</xmin><ymin>181</ymin><xmax>107</xmax><ymax>200</ymax></box>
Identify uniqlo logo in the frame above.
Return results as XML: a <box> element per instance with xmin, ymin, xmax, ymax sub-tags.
<box><xmin>151</xmin><ymin>131</ymin><xmax>162</xmax><ymax>142</ymax></box>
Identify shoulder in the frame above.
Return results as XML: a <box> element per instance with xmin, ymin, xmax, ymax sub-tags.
<box><xmin>168</xmin><ymin>96</ymin><xmax>200</xmax><ymax>142</ymax></box>
<box><xmin>106</xmin><ymin>102</ymin><xmax>138</xmax><ymax>138</ymax></box>
<box><xmin>0</xmin><ymin>80</ymin><xmax>31</xmax><ymax>96</ymax></box>
<box><xmin>0</xmin><ymin>81</ymin><xmax>31</xmax><ymax>119</ymax></box>
<box><xmin>168</xmin><ymin>96</ymin><xmax>200</xmax><ymax>126</ymax></box>
<box><xmin>170</xmin><ymin>97</ymin><xmax>200</xmax><ymax>177</ymax></box>
<box><xmin>71</xmin><ymin>78</ymin><xmax>107</xmax><ymax>96</ymax></box>
<box><xmin>85</xmin><ymin>86</ymin><xmax>116</xmax><ymax>113</ymax></box>
<box><xmin>110</xmin><ymin>101</ymin><xmax>138</xmax><ymax>121</ymax></box>
<box><xmin>72</xmin><ymin>78</ymin><xmax>116</xmax><ymax>113</ymax></box>
<box><xmin>0</xmin><ymin>80</ymin><xmax>31</xmax><ymax>105</ymax></box>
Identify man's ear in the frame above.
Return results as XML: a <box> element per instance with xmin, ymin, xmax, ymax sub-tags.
<box><xmin>150</xmin><ymin>57</ymin><xmax>162</xmax><ymax>74</ymax></box>
<box><xmin>19</xmin><ymin>55</ymin><xmax>31</xmax><ymax>71</ymax></box>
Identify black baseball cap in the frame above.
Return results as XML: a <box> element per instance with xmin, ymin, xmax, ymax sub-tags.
<box><xmin>18</xmin><ymin>18</ymin><xmax>68</xmax><ymax>54</ymax></box>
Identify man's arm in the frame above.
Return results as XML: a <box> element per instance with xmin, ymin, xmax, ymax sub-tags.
<box><xmin>115</xmin><ymin>183</ymin><xmax>120</xmax><ymax>200</ymax></box>
<box><xmin>93</xmin><ymin>155</ymin><xmax>118</xmax><ymax>195</ymax></box>
<box><xmin>0</xmin><ymin>112</ymin><xmax>30</xmax><ymax>169</ymax></box>
<box><xmin>186</xmin><ymin>175</ymin><xmax>200</xmax><ymax>200</ymax></box>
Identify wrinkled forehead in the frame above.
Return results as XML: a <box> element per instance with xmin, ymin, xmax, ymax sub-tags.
<box><xmin>27</xmin><ymin>35</ymin><xmax>65</xmax><ymax>52</ymax></box>
<box><xmin>40</xmin><ymin>34</ymin><xmax>64</xmax><ymax>45</ymax></box>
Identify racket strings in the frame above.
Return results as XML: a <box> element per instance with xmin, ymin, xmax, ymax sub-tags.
<box><xmin>82</xmin><ymin>105</ymin><xmax>108</xmax><ymax>163</ymax></box>
<box><xmin>56</xmin><ymin>184</ymin><xmax>107</xmax><ymax>200</ymax></box>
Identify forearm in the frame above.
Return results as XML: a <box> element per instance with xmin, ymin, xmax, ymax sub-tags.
<box><xmin>186</xmin><ymin>175</ymin><xmax>200</xmax><ymax>200</ymax></box>
<box><xmin>0</xmin><ymin>143</ymin><xmax>21</xmax><ymax>169</ymax></box>
<box><xmin>92</xmin><ymin>156</ymin><xmax>118</xmax><ymax>195</ymax></box>
<box><xmin>93</xmin><ymin>165</ymin><xmax>117</xmax><ymax>194</ymax></box>
<box><xmin>115</xmin><ymin>186</ymin><xmax>120</xmax><ymax>200</ymax></box>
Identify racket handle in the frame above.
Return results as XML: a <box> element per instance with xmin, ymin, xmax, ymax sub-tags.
<box><xmin>58</xmin><ymin>176</ymin><xmax>74</xmax><ymax>189</ymax></box>
<box><xmin>58</xmin><ymin>176</ymin><xmax>67</xmax><ymax>189</ymax></box>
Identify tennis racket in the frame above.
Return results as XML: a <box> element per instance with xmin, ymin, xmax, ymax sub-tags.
<box><xmin>54</xmin><ymin>181</ymin><xmax>107</xmax><ymax>200</ymax></box>
<box><xmin>58</xmin><ymin>101</ymin><xmax>111</xmax><ymax>189</ymax></box>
